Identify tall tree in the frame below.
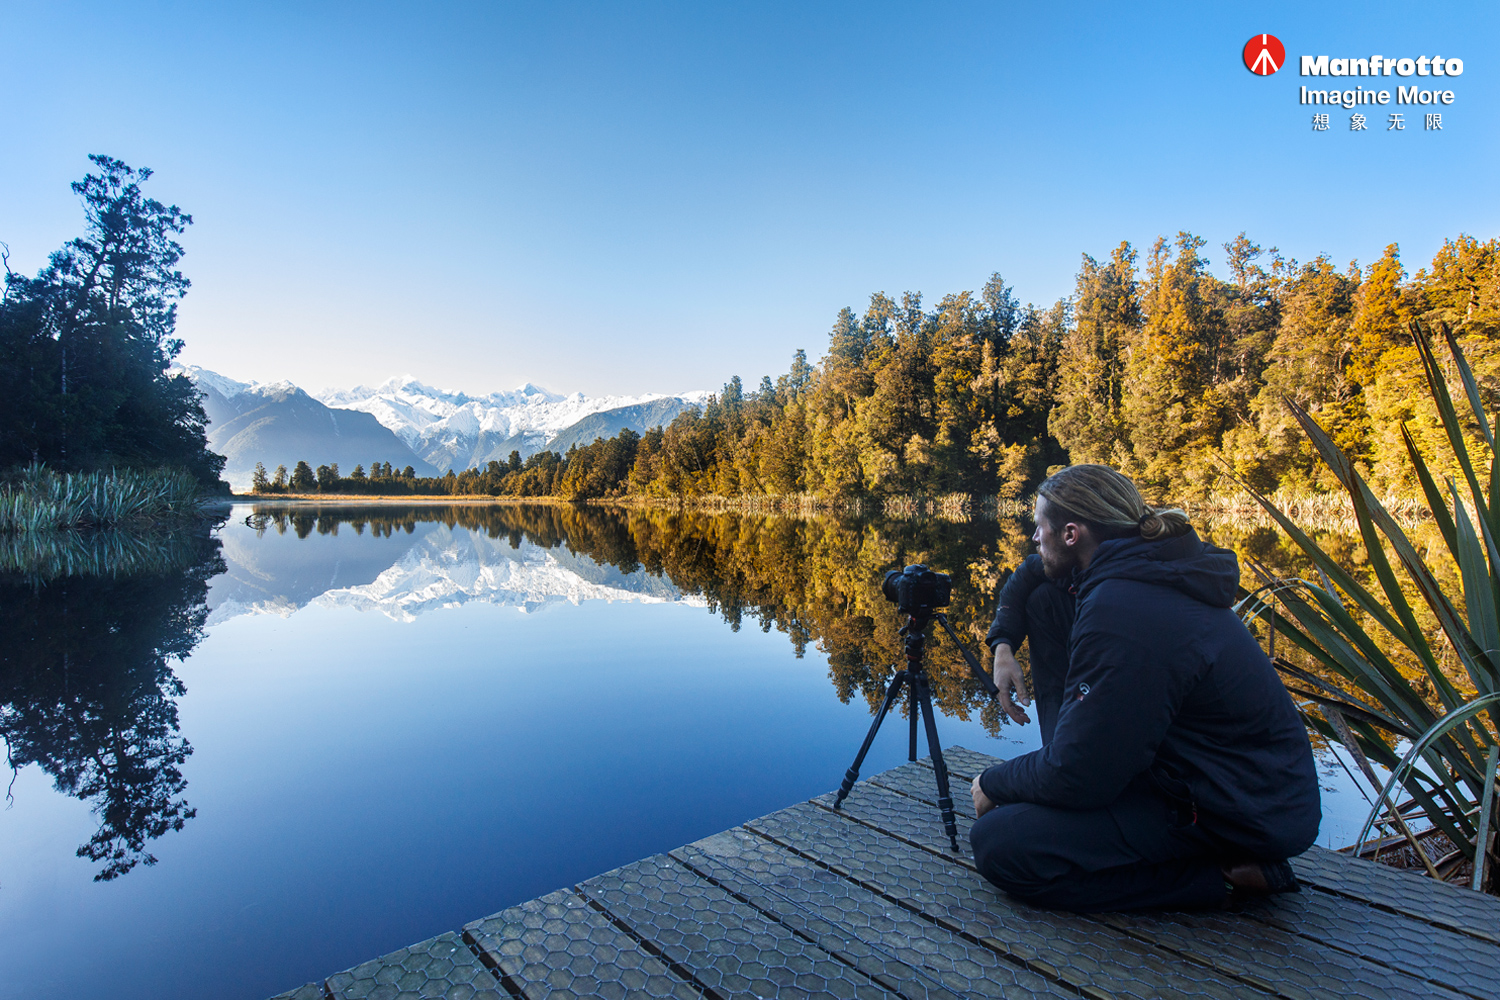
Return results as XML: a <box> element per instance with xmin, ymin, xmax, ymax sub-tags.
<box><xmin>1230</xmin><ymin>255</ymin><xmax>1359</xmax><ymax>490</ymax></box>
<box><xmin>1120</xmin><ymin>232</ymin><xmax>1230</xmax><ymax>495</ymax></box>
<box><xmin>1050</xmin><ymin>242</ymin><xmax>1139</xmax><ymax>468</ymax></box>
<box><xmin>0</xmin><ymin>156</ymin><xmax>224</xmax><ymax>485</ymax></box>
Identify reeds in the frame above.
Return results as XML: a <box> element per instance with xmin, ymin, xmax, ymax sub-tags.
<box><xmin>0</xmin><ymin>465</ymin><xmax>208</xmax><ymax>532</ymax></box>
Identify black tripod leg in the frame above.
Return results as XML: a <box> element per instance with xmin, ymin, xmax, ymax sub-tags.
<box><xmin>908</xmin><ymin>678</ymin><xmax>919</xmax><ymax>761</ymax></box>
<box><xmin>915</xmin><ymin>671</ymin><xmax>961</xmax><ymax>851</ymax></box>
<box><xmin>834</xmin><ymin>669</ymin><xmax>907</xmax><ymax>810</ymax></box>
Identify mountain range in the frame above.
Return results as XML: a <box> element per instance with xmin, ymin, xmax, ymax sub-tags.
<box><xmin>316</xmin><ymin>376</ymin><xmax>709</xmax><ymax>473</ymax></box>
<box><xmin>181</xmin><ymin>367</ymin><xmax>707</xmax><ymax>490</ymax></box>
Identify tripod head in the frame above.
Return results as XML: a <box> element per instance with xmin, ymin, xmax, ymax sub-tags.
<box><xmin>907</xmin><ymin>611</ymin><xmax>1000</xmax><ymax>697</ymax></box>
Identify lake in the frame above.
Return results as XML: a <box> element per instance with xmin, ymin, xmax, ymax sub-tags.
<box><xmin>0</xmin><ymin>503</ymin><xmax>1371</xmax><ymax>1000</ymax></box>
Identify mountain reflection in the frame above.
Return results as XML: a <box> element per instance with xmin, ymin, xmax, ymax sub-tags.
<box><xmin>0</xmin><ymin>530</ymin><xmax>224</xmax><ymax>881</ymax></box>
<box><xmin>226</xmin><ymin>504</ymin><xmax>1037</xmax><ymax>731</ymax></box>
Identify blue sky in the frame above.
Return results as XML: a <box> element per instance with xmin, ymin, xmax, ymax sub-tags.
<box><xmin>2</xmin><ymin>1</ymin><xmax>1495</xmax><ymax>396</ymax></box>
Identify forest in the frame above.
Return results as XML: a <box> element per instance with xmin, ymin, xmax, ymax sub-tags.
<box><xmin>258</xmin><ymin>232</ymin><xmax>1500</xmax><ymax>505</ymax></box>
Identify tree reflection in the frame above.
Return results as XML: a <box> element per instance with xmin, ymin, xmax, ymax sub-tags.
<box><xmin>0</xmin><ymin>531</ymin><xmax>223</xmax><ymax>880</ymax></box>
<box><xmin>247</xmin><ymin>503</ymin><xmax>1036</xmax><ymax>732</ymax></box>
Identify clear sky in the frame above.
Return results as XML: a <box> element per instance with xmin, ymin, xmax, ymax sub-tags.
<box><xmin>3</xmin><ymin>1</ymin><xmax>1496</xmax><ymax>396</ymax></box>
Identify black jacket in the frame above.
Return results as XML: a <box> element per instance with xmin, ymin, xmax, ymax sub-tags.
<box><xmin>979</xmin><ymin>531</ymin><xmax>1321</xmax><ymax>860</ymax></box>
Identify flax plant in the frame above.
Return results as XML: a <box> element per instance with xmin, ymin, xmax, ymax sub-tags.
<box><xmin>0</xmin><ymin>465</ymin><xmax>205</xmax><ymax>532</ymax></box>
<box><xmin>1236</xmin><ymin>321</ymin><xmax>1500</xmax><ymax>891</ymax></box>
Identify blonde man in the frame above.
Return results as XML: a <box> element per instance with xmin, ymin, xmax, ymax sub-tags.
<box><xmin>972</xmin><ymin>465</ymin><xmax>1319</xmax><ymax>910</ymax></box>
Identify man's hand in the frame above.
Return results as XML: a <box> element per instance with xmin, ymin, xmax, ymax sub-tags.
<box><xmin>993</xmin><ymin>644</ymin><xmax>1031</xmax><ymax>725</ymax></box>
<box><xmin>971</xmin><ymin>774</ymin><xmax>996</xmax><ymax>818</ymax></box>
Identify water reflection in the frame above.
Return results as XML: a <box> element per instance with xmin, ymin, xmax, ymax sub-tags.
<box><xmin>222</xmin><ymin>504</ymin><xmax>1035</xmax><ymax>731</ymax></box>
<box><xmin>3</xmin><ymin>502</ymin><xmax>1394</xmax><ymax>888</ymax></box>
<box><xmin>0</xmin><ymin>530</ymin><xmax>224</xmax><ymax>880</ymax></box>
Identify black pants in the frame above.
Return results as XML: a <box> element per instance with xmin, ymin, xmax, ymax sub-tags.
<box><xmin>970</xmin><ymin>580</ymin><xmax>1229</xmax><ymax>911</ymax></box>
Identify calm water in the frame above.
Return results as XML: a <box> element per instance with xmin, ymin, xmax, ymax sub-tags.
<box><xmin>0</xmin><ymin>504</ymin><xmax>1368</xmax><ymax>1000</ymax></box>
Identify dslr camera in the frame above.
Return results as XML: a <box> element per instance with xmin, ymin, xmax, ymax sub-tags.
<box><xmin>882</xmin><ymin>564</ymin><xmax>952</xmax><ymax>617</ymax></box>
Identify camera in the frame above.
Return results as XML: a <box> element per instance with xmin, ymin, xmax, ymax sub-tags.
<box><xmin>881</xmin><ymin>564</ymin><xmax>952</xmax><ymax>616</ymax></box>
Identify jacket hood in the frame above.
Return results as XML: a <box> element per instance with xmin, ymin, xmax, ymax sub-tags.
<box><xmin>1075</xmin><ymin>528</ymin><xmax>1239</xmax><ymax>608</ymax></box>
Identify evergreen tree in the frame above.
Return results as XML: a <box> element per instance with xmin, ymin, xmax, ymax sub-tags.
<box><xmin>1121</xmin><ymin>232</ymin><xmax>1229</xmax><ymax>496</ymax></box>
<box><xmin>1229</xmin><ymin>255</ymin><xmax>1358</xmax><ymax>490</ymax></box>
<box><xmin>290</xmin><ymin>461</ymin><xmax>316</xmax><ymax>491</ymax></box>
<box><xmin>979</xmin><ymin>272</ymin><xmax>1020</xmax><ymax>350</ymax></box>
<box><xmin>1051</xmin><ymin>242</ymin><xmax>1139</xmax><ymax>468</ymax></box>
<box><xmin>0</xmin><ymin>156</ymin><xmax>224</xmax><ymax>486</ymax></box>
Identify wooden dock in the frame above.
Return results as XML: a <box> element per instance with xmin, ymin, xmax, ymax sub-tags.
<box><xmin>271</xmin><ymin>747</ymin><xmax>1500</xmax><ymax>1000</ymax></box>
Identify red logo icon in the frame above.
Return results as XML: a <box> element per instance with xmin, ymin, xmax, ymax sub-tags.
<box><xmin>1243</xmin><ymin>34</ymin><xmax>1284</xmax><ymax>75</ymax></box>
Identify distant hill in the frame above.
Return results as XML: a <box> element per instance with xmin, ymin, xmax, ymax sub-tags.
<box><xmin>189</xmin><ymin>370</ymin><xmax>438</xmax><ymax>490</ymax></box>
<box><xmin>546</xmin><ymin>397</ymin><xmax>698</xmax><ymax>453</ymax></box>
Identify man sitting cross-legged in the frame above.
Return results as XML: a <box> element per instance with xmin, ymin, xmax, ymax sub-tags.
<box><xmin>969</xmin><ymin>464</ymin><xmax>1320</xmax><ymax>911</ymax></box>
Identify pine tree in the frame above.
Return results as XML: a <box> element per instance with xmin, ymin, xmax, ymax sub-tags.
<box><xmin>1120</xmin><ymin>232</ymin><xmax>1229</xmax><ymax>496</ymax></box>
<box><xmin>290</xmin><ymin>461</ymin><xmax>316</xmax><ymax>491</ymax></box>
<box><xmin>1050</xmin><ymin>242</ymin><xmax>1139</xmax><ymax>468</ymax></box>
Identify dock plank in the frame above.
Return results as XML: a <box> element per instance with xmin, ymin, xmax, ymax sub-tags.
<box><xmin>912</xmin><ymin>745</ymin><xmax>998</xmax><ymax>782</ymax></box>
<box><xmin>263</xmin><ymin>749</ymin><xmax>1500</xmax><ymax>1000</ymax></box>
<box><xmin>749</xmin><ymin>800</ymin><xmax>1257</xmax><ymax>1000</ymax></box>
<box><xmin>1101</xmin><ymin>907</ymin><xmax>1465</xmax><ymax>1000</ymax></box>
<box><xmin>579</xmin><ymin>853</ymin><xmax>896</xmax><ymax>1000</ymax></box>
<box><xmin>673</xmin><ymin>827</ymin><xmax>1071</xmax><ymax>1000</ymax></box>
<box><xmin>1240</xmin><ymin>884</ymin><xmax>1500</xmax><ymax>1000</ymax></box>
<box><xmin>324</xmin><ymin>931</ymin><xmax>505</xmax><ymax>1000</ymax></box>
<box><xmin>916</xmin><ymin>748</ymin><xmax>1500</xmax><ymax>947</ymax></box>
<box><xmin>267</xmin><ymin>986</ymin><xmax>324</xmax><ymax>1000</ymax></box>
<box><xmin>463</xmin><ymin>888</ymin><xmax>700</xmax><ymax>1000</ymax></box>
<box><xmin>866</xmin><ymin>760</ymin><xmax>970</xmax><ymax>806</ymax></box>
<box><xmin>1291</xmin><ymin>845</ymin><xmax>1500</xmax><ymax>944</ymax></box>
<box><xmin>813</xmin><ymin>780</ymin><xmax>976</xmax><ymax>862</ymax></box>
<box><xmin>814</xmin><ymin>766</ymin><xmax>1485</xmax><ymax>1000</ymax></box>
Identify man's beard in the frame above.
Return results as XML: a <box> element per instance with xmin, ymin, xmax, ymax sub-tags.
<box><xmin>1039</xmin><ymin>546</ymin><xmax>1077</xmax><ymax>580</ymax></box>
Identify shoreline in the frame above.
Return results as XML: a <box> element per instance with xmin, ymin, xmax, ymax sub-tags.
<box><xmin>229</xmin><ymin>490</ymin><xmax>1435</xmax><ymax>518</ymax></box>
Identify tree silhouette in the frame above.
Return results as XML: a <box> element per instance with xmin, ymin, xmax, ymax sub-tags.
<box><xmin>0</xmin><ymin>531</ymin><xmax>223</xmax><ymax>880</ymax></box>
<box><xmin>0</xmin><ymin>155</ymin><xmax>224</xmax><ymax>485</ymax></box>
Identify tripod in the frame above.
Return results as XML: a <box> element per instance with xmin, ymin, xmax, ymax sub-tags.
<box><xmin>833</xmin><ymin>611</ymin><xmax>995</xmax><ymax>851</ymax></box>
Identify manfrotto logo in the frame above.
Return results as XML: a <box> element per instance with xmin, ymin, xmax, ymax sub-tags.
<box><xmin>1244</xmin><ymin>34</ymin><xmax>1284</xmax><ymax>76</ymax></box>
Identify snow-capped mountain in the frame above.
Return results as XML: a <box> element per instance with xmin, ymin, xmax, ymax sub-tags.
<box><xmin>179</xmin><ymin>365</ymin><xmax>262</xmax><ymax>399</ymax></box>
<box><xmin>179</xmin><ymin>365</ymin><xmax>711</xmax><ymax>481</ymax></box>
<box><xmin>316</xmin><ymin>376</ymin><xmax>710</xmax><ymax>471</ymax></box>
<box><xmin>177</xmin><ymin>366</ymin><xmax>437</xmax><ymax>490</ymax></box>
